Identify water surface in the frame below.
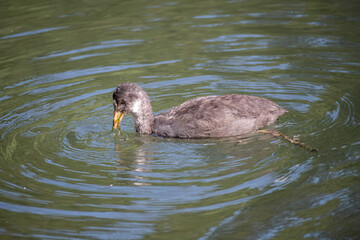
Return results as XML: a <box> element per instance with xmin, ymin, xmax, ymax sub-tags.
<box><xmin>1</xmin><ymin>0</ymin><xmax>359</xmax><ymax>239</ymax></box>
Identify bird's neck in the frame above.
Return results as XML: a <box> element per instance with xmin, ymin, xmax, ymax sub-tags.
<box><xmin>132</xmin><ymin>99</ymin><xmax>154</xmax><ymax>135</ymax></box>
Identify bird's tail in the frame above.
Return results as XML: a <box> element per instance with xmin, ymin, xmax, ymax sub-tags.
<box><xmin>258</xmin><ymin>129</ymin><xmax>318</xmax><ymax>153</ymax></box>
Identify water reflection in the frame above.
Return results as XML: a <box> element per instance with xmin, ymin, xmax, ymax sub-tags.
<box><xmin>0</xmin><ymin>26</ymin><xmax>68</xmax><ymax>40</ymax></box>
<box><xmin>110</xmin><ymin>130</ymin><xmax>311</xmax><ymax>214</ymax></box>
<box><xmin>34</xmin><ymin>39</ymin><xmax>144</xmax><ymax>60</ymax></box>
<box><xmin>114</xmin><ymin>135</ymin><xmax>154</xmax><ymax>186</ymax></box>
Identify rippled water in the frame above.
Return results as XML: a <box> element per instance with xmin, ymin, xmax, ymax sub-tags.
<box><xmin>1</xmin><ymin>0</ymin><xmax>360</xmax><ymax>239</ymax></box>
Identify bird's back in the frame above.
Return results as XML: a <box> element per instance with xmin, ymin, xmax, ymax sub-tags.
<box><xmin>153</xmin><ymin>94</ymin><xmax>287</xmax><ymax>138</ymax></box>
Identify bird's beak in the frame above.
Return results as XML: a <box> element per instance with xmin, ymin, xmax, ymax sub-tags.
<box><xmin>113</xmin><ymin>110</ymin><xmax>124</xmax><ymax>130</ymax></box>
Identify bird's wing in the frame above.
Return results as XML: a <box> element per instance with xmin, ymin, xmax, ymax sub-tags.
<box><xmin>153</xmin><ymin>95</ymin><xmax>286</xmax><ymax>138</ymax></box>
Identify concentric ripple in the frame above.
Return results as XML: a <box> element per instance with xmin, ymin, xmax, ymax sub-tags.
<box><xmin>0</xmin><ymin>71</ymin><xmax>328</xmax><ymax>239</ymax></box>
<box><xmin>0</xmin><ymin>72</ymin><xmax>323</xmax><ymax>239</ymax></box>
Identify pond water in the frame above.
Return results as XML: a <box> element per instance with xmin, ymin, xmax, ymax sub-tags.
<box><xmin>1</xmin><ymin>0</ymin><xmax>359</xmax><ymax>239</ymax></box>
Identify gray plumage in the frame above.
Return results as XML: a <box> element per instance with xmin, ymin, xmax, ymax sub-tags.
<box><xmin>112</xmin><ymin>82</ymin><xmax>287</xmax><ymax>138</ymax></box>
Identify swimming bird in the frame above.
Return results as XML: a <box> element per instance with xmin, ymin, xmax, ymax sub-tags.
<box><xmin>112</xmin><ymin>82</ymin><xmax>287</xmax><ymax>138</ymax></box>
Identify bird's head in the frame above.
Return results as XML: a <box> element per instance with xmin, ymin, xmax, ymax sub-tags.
<box><xmin>112</xmin><ymin>83</ymin><xmax>148</xmax><ymax>130</ymax></box>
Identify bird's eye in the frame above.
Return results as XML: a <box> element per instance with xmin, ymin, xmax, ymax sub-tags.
<box><xmin>120</xmin><ymin>99</ymin><xmax>125</xmax><ymax>105</ymax></box>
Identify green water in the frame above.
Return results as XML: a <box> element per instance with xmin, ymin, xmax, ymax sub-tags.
<box><xmin>1</xmin><ymin>0</ymin><xmax>359</xmax><ymax>239</ymax></box>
